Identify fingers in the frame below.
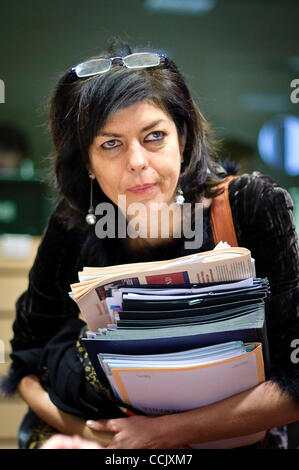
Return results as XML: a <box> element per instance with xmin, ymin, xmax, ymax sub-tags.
<box><xmin>86</xmin><ymin>419</ymin><xmax>115</xmax><ymax>432</ymax></box>
<box><xmin>74</xmin><ymin>436</ymin><xmax>104</xmax><ymax>449</ymax></box>
<box><xmin>40</xmin><ymin>434</ymin><xmax>104</xmax><ymax>449</ymax></box>
<box><xmin>40</xmin><ymin>434</ymin><xmax>73</xmax><ymax>449</ymax></box>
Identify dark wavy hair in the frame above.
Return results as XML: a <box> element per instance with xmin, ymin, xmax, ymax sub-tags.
<box><xmin>49</xmin><ymin>40</ymin><xmax>225</xmax><ymax>229</ymax></box>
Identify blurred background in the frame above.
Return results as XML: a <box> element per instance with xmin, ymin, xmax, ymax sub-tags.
<box><xmin>0</xmin><ymin>0</ymin><xmax>298</xmax><ymax>448</ymax></box>
<box><xmin>0</xmin><ymin>0</ymin><xmax>299</xmax><ymax>233</ymax></box>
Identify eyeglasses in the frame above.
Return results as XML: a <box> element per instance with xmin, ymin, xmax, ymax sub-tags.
<box><xmin>71</xmin><ymin>52</ymin><xmax>168</xmax><ymax>78</ymax></box>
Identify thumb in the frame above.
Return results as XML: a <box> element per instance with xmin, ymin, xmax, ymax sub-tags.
<box><xmin>86</xmin><ymin>419</ymin><xmax>114</xmax><ymax>432</ymax></box>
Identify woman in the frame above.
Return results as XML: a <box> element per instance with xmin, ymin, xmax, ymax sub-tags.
<box><xmin>2</xmin><ymin>41</ymin><xmax>299</xmax><ymax>449</ymax></box>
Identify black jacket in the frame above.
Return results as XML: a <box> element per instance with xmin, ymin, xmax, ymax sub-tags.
<box><xmin>1</xmin><ymin>172</ymin><xmax>299</xmax><ymax>434</ymax></box>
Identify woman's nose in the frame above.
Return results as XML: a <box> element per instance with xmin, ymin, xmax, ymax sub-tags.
<box><xmin>127</xmin><ymin>142</ymin><xmax>149</xmax><ymax>172</ymax></box>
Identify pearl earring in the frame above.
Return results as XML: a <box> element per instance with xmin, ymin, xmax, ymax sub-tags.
<box><xmin>85</xmin><ymin>175</ymin><xmax>96</xmax><ymax>225</ymax></box>
<box><xmin>175</xmin><ymin>188</ymin><xmax>185</xmax><ymax>205</ymax></box>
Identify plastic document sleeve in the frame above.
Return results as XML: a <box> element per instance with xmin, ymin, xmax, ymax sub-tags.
<box><xmin>109</xmin><ymin>343</ymin><xmax>266</xmax><ymax>449</ymax></box>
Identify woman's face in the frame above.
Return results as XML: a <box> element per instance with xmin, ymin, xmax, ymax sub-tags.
<box><xmin>88</xmin><ymin>100</ymin><xmax>186</xmax><ymax>216</ymax></box>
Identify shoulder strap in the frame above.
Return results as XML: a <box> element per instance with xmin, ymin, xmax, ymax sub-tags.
<box><xmin>210</xmin><ymin>175</ymin><xmax>238</xmax><ymax>247</ymax></box>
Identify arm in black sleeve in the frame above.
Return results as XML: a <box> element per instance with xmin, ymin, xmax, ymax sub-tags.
<box><xmin>1</xmin><ymin>202</ymin><xmax>86</xmax><ymax>394</ymax></box>
<box><xmin>229</xmin><ymin>172</ymin><xmax>299</xmax><ymax>404</ymax></box>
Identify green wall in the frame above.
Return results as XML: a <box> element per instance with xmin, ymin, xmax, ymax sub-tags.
<box><xmin>0</xmin><ymin>0</ymin><xmax>298</xmax><ymax>221</ymax></box>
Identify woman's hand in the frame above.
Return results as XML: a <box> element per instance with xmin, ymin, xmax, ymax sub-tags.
<box><xmin>40</xmin><ymin>434</ymin><xmax>104</xmax><ymax>449</ymax></box>
<box><xmin>17</xmin><ymin>374</ymin><xmax>115</xmax><ymax>447</ymax></box>
<box><xmin>87</xmin><ymin>381</ymin><xmax>299</xmax><ymax>450</ymax></box>
<box><xmin>86</xmin><ymin>415</ymin><xmax>180</xmax><ymax>449</ymax></box>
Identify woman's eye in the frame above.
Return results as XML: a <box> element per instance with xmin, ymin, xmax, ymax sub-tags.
<box><xmin>145</xmin><ymin>131</ymin><xmax>165</xmax><ymax>142</ymax></box>
<box><xmin>102</xmin><ymin>140</ymin><xmax>121</xmax><ymax>149</ymax></box>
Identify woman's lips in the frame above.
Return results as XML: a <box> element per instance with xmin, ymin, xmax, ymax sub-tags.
<box><xmin>127</xmin><ymin>183</ymin><xmax>157</xmax><ymax>194</ymax></box>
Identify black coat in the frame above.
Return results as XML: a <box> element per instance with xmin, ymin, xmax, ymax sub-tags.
<box><xmin>2</xmin><ymin>172</ymin><xmax>299</xmax><ymax>445</ymax></box>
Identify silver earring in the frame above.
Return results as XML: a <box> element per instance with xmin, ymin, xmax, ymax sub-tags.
<box><xmin>86</xmin><ymin>175</ymin><xmax>97</xmax><ymax>225</ymax></box>
<box><xmin>175</xmin><ymin>188</ymin><xmax>185</xmax><ymax>205</ymax></box>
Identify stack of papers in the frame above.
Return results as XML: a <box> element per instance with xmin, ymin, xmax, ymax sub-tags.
<box><xmin>97</xmin><ymin>341</ymin><xmax>266</xmax><ymax>448</ymax></box>
<box><xmin>99</xmin><ymin>341</ymin><xmax>260</xmax><ymax>413</ymax></box>
<box><xmin>98</xmin><ymin>341</ymin><xmax>264</xmax><ymax>415</ymax></box>
<box><xmin>70</xmin><ymin>246</ymin><xmax>256</xmax><ymax>331</ymax></box>
<box><xmin>81</xmin><ymin>276</ymin><xmax>270</xmax><ymax>372</ymax></box>
<box><xmin>71</xmin><ymin>245</ymin><xmax>270</xmax><ymax>449</ymax></box>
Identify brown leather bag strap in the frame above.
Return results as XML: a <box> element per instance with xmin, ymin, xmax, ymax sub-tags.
<box><xmin>211</xmin><ymin>177</ymin><xmax>272</xmax><ymax>447</ymax></box>
<box><xmin>210</xmin><ymin>175</ymin><xmax>238</xmax><ymax>247</ymax></box>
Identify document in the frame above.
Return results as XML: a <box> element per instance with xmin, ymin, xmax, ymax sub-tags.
<box><xmin>98</xmin><ymin>341</ymin><xmax>266</xmax><ymax>449</ymax></box>
<box><xmin>70</xmin><ymin>246</ymin><xmax>256</xmax><ymax>331</ymax></box>
<box><xmin>74</xmin><ymin>245</ymin><xmax>270</xmax><ymax>448</ymax></box>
